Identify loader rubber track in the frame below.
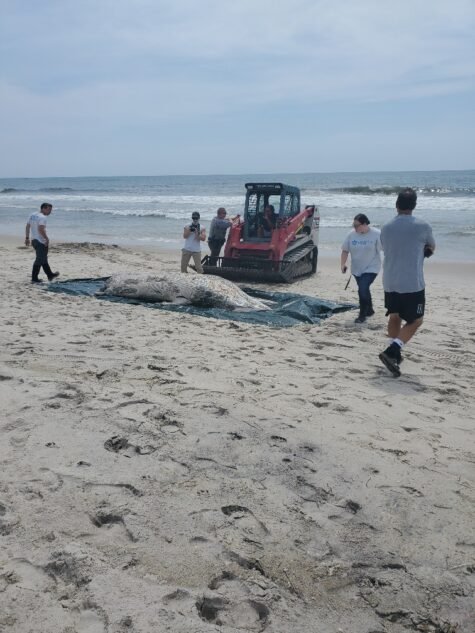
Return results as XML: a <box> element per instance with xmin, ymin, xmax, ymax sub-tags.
<box><xmin>202</xmin><ymin>243</ymin><xmax>318</xmax><ymax>283</ymax></box>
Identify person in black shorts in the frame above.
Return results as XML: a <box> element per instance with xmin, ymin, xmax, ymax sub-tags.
<box><xmin>379</xmin><ymin>188</ymin><xmax>435</xmax><ymax>377</ymax></box>
<box><xmin>384</xmin><ymin>290</ymin><xmax>425</xmax><ymax>324</ymax></box>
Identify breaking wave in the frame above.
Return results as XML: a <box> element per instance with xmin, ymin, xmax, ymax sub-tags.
<box><xmin>323</xmin><ymin>185</ymin><xmax>475</xmax><ymax>196</ymax></box>
<box><xmin>1</xmin><ymin>186</ymin><xmax>75</xmax><ymax>194</ymax></box>
<box><xmin>41</xmin><ymin>187</ymin><xmax>75</xmax><ymax>192</ymax></box>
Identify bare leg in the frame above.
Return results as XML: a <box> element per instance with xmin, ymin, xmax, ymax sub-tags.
<box><xmin>399</xmin><ymin>317</ymin><xmax>423</xmax><ymax>344</ymax></box>
<box><xmin>387</xmin><ymin>314</ymin><xmax>402</xmax><ymax>338</ymax></box>
<box><xmin>387</xmin><ymin>313</ymin><xmax>423</xmax><ymax>344</ymax></box>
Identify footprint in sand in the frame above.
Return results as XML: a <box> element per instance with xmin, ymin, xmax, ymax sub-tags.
<box><xmin>163</xmin><ymin>588</ymin><xmax>190</xmax><ymax>603</ymax></box>
<box><xmin>295</xmin><ymin>476</ymin><xmax>333</xmax><ymax>506</ymax></box>
<box><xmin>0</xmin><ymin>502</ymin><xmax>19</xmax><ymax>536</ymax></box>
<box><xmin>190</xmin><ymin>506</ymin><xmax>269</xmax><ymax>555</ymax></box>
<box><xmin>216</xmin><ymin>505</ymin><xmax>269</xmax><ymax>547</ymax></box>
<box><xmin>2</xmin><ymin>558</ymin><xmax>56</xmax><ymax>592</ymax></box>
<box><xmin>77</xmin><ymin>607</ymin><xmax>107</xmax><ymax>633</ymax></box>
<box><xmin>90</xmin><ymin>509</ymin><xmax>138</xmax><ymax>542</ymax></box>
<box><xmin>220</xmin><ymin>505</ymin><xmax>269</xmax><ymax>538</ymax></box>
<box><xmin>196</xmin><ymin>573</ymin><xmax>270</xmax><ymax>631</ymax></box>
<box><xmin>43</xmin><ymin>551</ymin><xmax>91</xmax><ymax>587</ymax></box>
<box><xmin>103</xmin><ymin>435</ymin><xmax>157</xmax><ymax>457</ymax></box>
<box><xmin>144</xmin><ymin>407</ymin><xmax>184</xmax><ymax>435</ymax></box>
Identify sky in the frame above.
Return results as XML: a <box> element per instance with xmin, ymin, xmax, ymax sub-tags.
<box><xmin>1</xmin><ymin>0</ymin><xmax>474</xmax><ymax>177</ymax></box>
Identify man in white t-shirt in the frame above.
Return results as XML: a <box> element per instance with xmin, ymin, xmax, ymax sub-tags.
<box><xmin>181</xmin><ymin>212</ymin><xmax>206</xmax><ymax>273</ymax></box>
<box><xmin>25</xmin><ymin>203</ymin><xmax>60</xmax><ymax>283</ymax></box>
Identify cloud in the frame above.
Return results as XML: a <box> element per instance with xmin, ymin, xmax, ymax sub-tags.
<box><xmin>1</xmin><ymin>0</ymin><xmax>474</xmax><ymax>175</ymax></box>
<box><xmin>2</xmin><ymin>1</ymin><xmax>474</xmax><ymax>100</ymax></box>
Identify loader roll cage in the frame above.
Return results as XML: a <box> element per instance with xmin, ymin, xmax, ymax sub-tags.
<box><xmin>244</xmin><ymin>182</ymin><xmax>301</xmax><ymax>241</ymax></box>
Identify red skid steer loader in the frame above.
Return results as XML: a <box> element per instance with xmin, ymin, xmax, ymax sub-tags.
<box><xmin>202</xmin><ymin>182</ymin><xmax>319</xmax><ymax>283</ymax></box>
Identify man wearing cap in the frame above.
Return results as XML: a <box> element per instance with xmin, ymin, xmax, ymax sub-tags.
<box><xmin>181</xmin><ymin>212</ymin><xmax>206</xmax><ymax>273</ymax></box>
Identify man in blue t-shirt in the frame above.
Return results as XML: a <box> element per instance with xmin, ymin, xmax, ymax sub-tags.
<box><xmin>378</xmin><ymin>188</ymin><xmax>435</xmax><ymax>377</ymax></box>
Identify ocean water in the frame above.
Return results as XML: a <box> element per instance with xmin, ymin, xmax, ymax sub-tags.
<box><xmin>1</xmin><ymin>171</ymin><xmax>474</xmax><ymax>262</ymax></box>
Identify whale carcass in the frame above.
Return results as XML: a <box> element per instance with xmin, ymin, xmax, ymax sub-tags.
<box><xmin>99</xmin><ymin>272</ymin><xmax>270</xmax><ymax>311</ymax></box>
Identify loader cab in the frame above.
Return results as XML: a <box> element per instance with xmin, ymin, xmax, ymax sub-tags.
<box><xmin>244</xmin><ymin>183</ymin><xmax>300</xmax><ymax>241</ymax></box>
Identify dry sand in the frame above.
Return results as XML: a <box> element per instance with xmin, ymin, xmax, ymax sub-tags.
<box><xmin>0</xmin><ymin>237</ymin><xmax>474</xmax><ymax>633</ymax></box>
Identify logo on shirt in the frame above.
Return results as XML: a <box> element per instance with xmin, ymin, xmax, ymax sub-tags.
<box><xmin>351</xmin><ymin>239</ymin><xmax>370</xmax><ymax>246</ymax></box>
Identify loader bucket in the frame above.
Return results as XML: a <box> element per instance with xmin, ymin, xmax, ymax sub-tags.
<box><xmin>202</xmin><ymin>250</ymin><xmax>317</xmax><ymax>284</ymax></box>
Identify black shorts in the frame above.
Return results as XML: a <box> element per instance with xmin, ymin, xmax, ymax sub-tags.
<box><xmin>384</xmin><ymin>289</ymin><xmax>425</xmax><ymax>324</ymax></box>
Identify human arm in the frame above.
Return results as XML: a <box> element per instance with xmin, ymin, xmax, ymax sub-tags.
<box><xmin>183</xmin><ymin>225</ymin><xmax>192</xmax><ymax>239</ymax></box>
<box><xmin>38</xmin><ymin>224</ymin><xmax>49</xmax><ymax>246</ymax></box>
<box><xmin>341</xmin><ymin>233</ymin><xmax>351</xmax><ymax>272</ymax></box>
<box><xmin>199</xmin><ymin>227</ymin><xmax>206</xmax><ymax>242</ymax></box>
<box><xmin>341</xmin><ymin>250</ymin><xmax>349</xmax><ymax>273</ymax></box>
<box><xmin>208</xmin><ymin>218</ymin><xmax>216</xmax><ymax>240</ymax></box>
<box><xmin>25</xmin><ymin>221</ymin><xmax>31</xmax><ymax>246</ymax></box>
<box><xmin>424</xmin><ymin>225</ymin><xmax>435</xmax><ymax>255</ymax></box>
<box><xmin>263</xmin><ymin>214</ymin><xmax>276</xmax><ymax>231</ymax></box>
<box><xmin>376</xmin><ymin>230</ymin><xmax>382</xmax><ymax>253</ymax></box>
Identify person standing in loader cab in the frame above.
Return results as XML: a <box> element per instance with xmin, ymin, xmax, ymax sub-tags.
<box><xmin>25</xmin><ymin>202</ymin><xmax>60</xmax><ymax>283</ymax></box>
<box><xmin>378</xmin><ymin>188</ymin><xmax>435</xmax><ymax>377</ymax></box>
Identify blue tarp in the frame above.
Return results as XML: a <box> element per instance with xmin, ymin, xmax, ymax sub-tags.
<box><xmin>46</xmin><ymin>277</ymin><xmax>356</xmax><ymax>327</ymax></box>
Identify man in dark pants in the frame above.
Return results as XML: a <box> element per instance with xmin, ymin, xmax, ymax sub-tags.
<box><xmin>341</xmin><ymin>213</ymin><xmax>381</xmax><ymax>323</ymax></box>
<box><xmin>25</xmin><ymin>203</ymin><xmax>60</xmax><ymax>283</ymax></box>
<box><xmin>378</xmin><ymin>188</ymin><xmax>435</xmax><ymax>377</ymax></box>
<box><xmin>207</xmin><ymin>207</ymin><xmax>234</xmax><ymax>266</ymax></box>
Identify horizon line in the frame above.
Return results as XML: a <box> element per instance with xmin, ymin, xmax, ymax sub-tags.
<box><xmin>1</xmin><ymin>168</ymin><xmax>475</xmax><ymax>180</ymax></box>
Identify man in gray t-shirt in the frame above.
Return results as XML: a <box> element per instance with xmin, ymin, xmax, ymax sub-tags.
<box><xmin>378</xmin><ymin>188</ymin><xmax>435</xmax><ymax>377</ymax></box>
<box><xmin>208</xmin><ymin>207</ymin><xmax>234</xmax><ymax>266</ymax></box>
<box><xmin>341</xmin><ymin>214</ymin><xmax>382</xmax><ymax>323</ymax></box>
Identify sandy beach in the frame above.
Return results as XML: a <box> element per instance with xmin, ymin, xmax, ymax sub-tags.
<box><xmin>0</xmin><ymin>237</ymin><xmax>474</xmax><ymax>632</ymax></box>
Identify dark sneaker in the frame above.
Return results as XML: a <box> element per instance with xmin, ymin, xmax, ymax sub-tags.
<box><xmin>387</xmin><ymin>342</ymin><xmax>403</xmax><ymax>364</ymax></box>
<box><xmin>379</xmin><ymin>344</ymin><xmax>401</xmax><ymax>377</ymax></box>
<box><xmin>366</xmin><ymin>308</ymin><xmax>375</xmax><ymax>317</ymax></box>
<box><xmin>354</xmin><ymin>315</ymin><xmax>366</xmax><ymax>323</ymax></box>
<box><xmin>32</xmin><ymin>279</ymin><xmax>44</xmax><ymax>284</ymax></box>
<box><xmin>48</xmin><ymin>272</ymin><xmax>60</xmax><ymax>280</ymax></box>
